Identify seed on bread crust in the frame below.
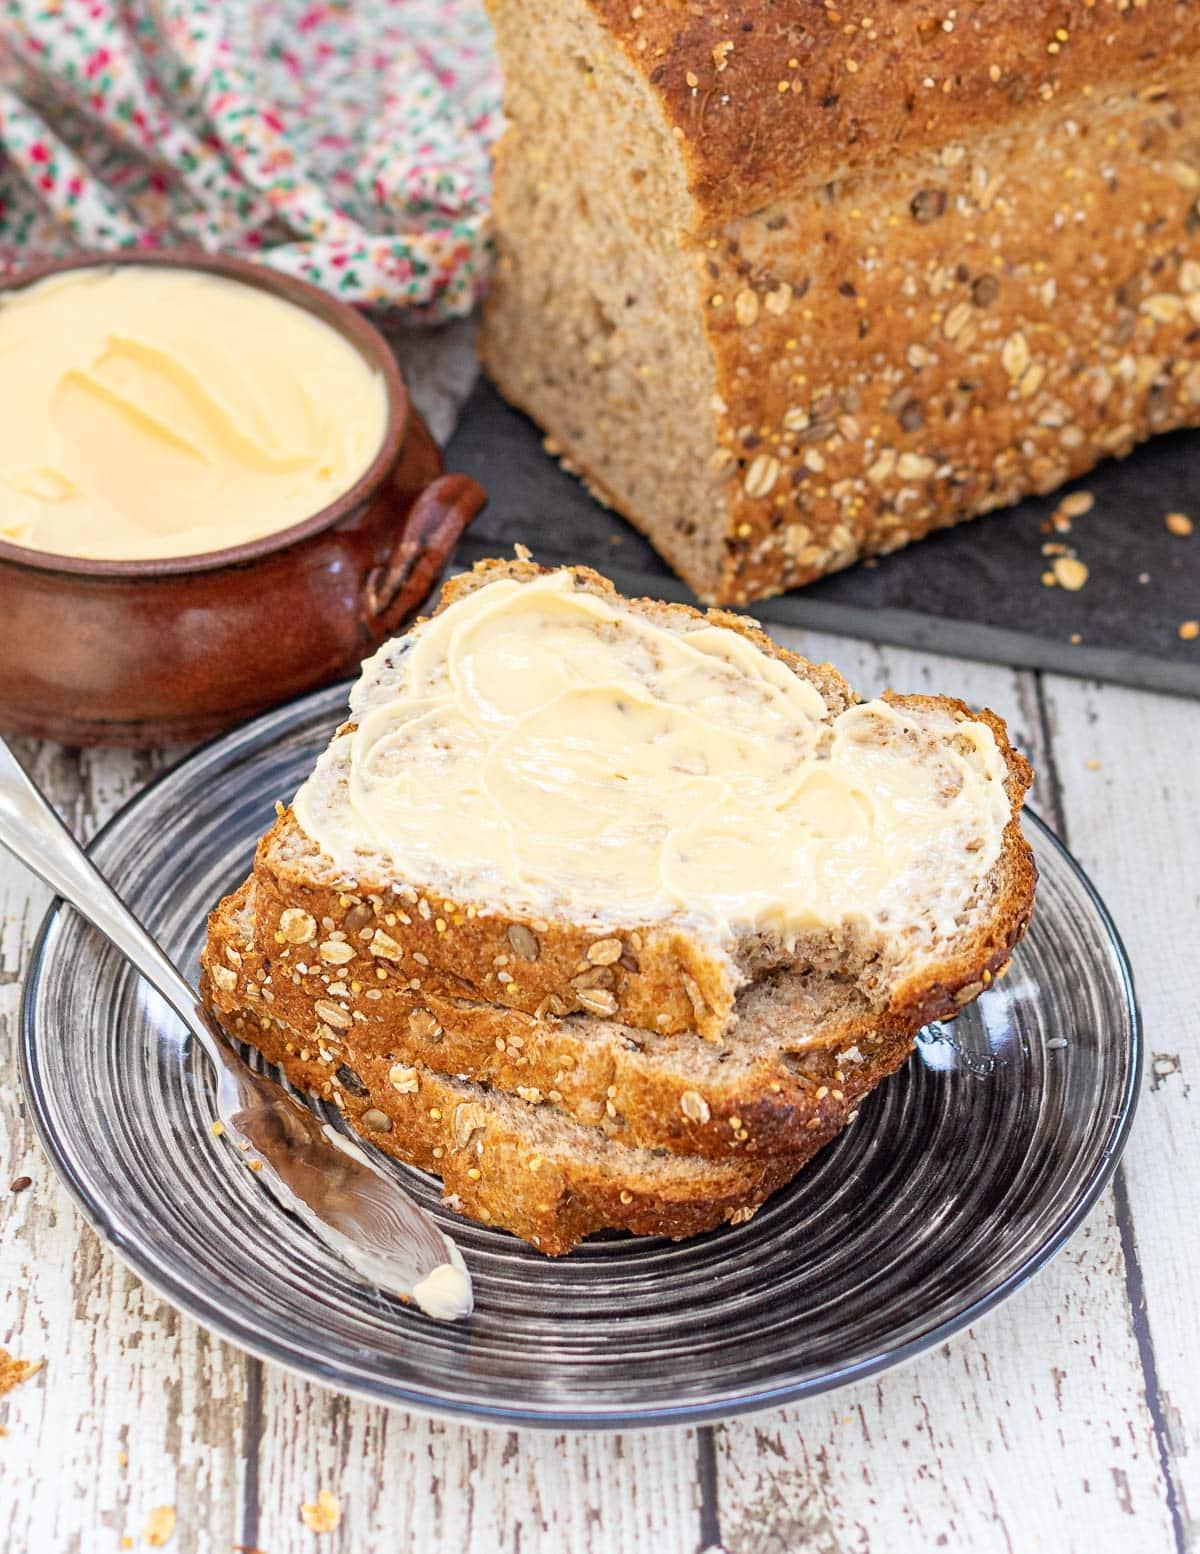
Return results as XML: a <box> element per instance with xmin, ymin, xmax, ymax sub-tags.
<box><xmin>586</xmin><ymin>938</ymin><xmax>624</xmax><ymax>966</ymax></box>
<box><xmin>454</xmin><ymin>1102</ymin><xmax>488</xmax><ymax>1148</ymax></box>
<box><xmin>319</xmin><ymin>939</ymin><xmax>356</xmax><ymax>965</ymax></box>
<box><xmin>573</xmin><ymin>965</ymin><xmax>615</xmax><ymax>991</ymax></box>
<box><xmin>361</xmin><ymin>1108</ymin><xmax>393</xmax><ymax>1132</ymax></box>
<box><xmin>408</xmin><ymin>1008</ymin><xmax>444</xmax><ymax>1042</ymax></box>
<box><xmin>506</xmin><ymin>923</ymin><xmax>541</xmax><ymax>961</ymax></box>
<box><xmin>681</xmin><ymin>1090</ymin><xmax>711</xmax><ymax>1123</ymax></box>
<box><xmin>369</xmin><ymin>928</ymin><xmax>404</xmax><ymax>960</ymax></box>
<box><xmin>279</xmin><ymin>909</ymin><xmax>316</xmax><ymax>944</ymax></box>
<box><xmin>575</xmin><ymin>987</ymin><xmax>618</xmax><ymax>1017</ymax></box>
<box><xmin>389</xmin><ymin>1065</ymin><xmax>420</xmax><ymax>1094</ymax></box>
<box><xmin>315</xmin><ymin>1000</ymin><xmax>353</xmax><ymax>1030</ymax></box>
<box><xmin>210</xmin><ymin>964</ymin><xmax>237</xmax><ymax>992</ymax></box>
<box><xmin>682</xmin><ymin>975</ymin><xmax>709</xmax><ymax>1022</ymax></box>
<box><xmin>344</xmin><ymin>903</ymin><xmax>373</xmax><ymax>933</ymax></box>
<box><xmin>334</xmin><ymin>1063</ymin><xmax>368</xmax><ymax>1096</ymax></box>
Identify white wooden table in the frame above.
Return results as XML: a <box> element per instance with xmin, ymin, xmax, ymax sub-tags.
<box><xmin>2</xmin><ymin>347</ymin><xmax>1197</xmax><ymax>1552</ymax></box>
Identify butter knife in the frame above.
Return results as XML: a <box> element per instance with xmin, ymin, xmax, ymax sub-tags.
<box><xmin>0</xmin><ymin>737</ymin><xmax>472</xmax><ymax>1322</ymax></box>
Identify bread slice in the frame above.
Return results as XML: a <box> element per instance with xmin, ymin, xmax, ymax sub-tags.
<box><xmin>200</xmin><ymin>557</ymin><xmax>1036</xmax><ymax>1251</ymax></box>
<box><xmin>249</xmin><ymin>557</ymin><xmax>1035</xmax><ymax>1043</ymax></box>
<box><xmin>204</xmin><ymin>888</ymin><xmax>949</xmax><ymax>1252</ymax></box>
<box><xmin>203</xmin><ymin>894</ymin><xmax>835</xmax><ymax>1252</ymax></box>
<box><xmin>205</xmin><ymin>877</ymin><xmax>1017</xmax><ymax>1160</ymax></box>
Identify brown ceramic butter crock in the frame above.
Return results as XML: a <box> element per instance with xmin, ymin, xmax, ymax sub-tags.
<box><xmin>0</xmin><ymin>250</ymin><xmax>486</xmax><ymax>746</ymax></box>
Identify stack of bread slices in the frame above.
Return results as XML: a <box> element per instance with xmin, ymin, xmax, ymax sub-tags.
<box><xmin>201</xmin><ymin>558</ymin><xmax>1035</xmax><ymax>1255</ymax></box>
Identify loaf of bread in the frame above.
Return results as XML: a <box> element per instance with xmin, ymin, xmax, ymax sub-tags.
<box><xmin>200</xmin><ymin>558</ymin><xmax>1035</xmax><ymax>1252</ymax></box>
<box><xmin>480</xmin><ymin>1</ymin><xmax>1200</xmax><ymax>604</ymax></box>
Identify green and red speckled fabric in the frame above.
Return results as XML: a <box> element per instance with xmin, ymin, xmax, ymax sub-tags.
<box><xmin>0</xmin><ymin>0</ymin><xmax>500</xmax><ymax>316</ymax></box>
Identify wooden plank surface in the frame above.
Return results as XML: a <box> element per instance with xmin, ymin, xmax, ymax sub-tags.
<box><xmin>710</xmin><ymin>635</ymin><xmax>1188</xmax><ymax>1554</ymax></box>
<box><xmin>1038</xmin><ymin>673</ymin><xmax>1200</xmax><ymax>1550</ymax></box>
<box><xmin>1</xmin><ymin>628</ymin><xmax>1194</xmax><ymax>1554</ymax></box>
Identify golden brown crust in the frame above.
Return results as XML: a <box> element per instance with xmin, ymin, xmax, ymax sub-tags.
<box><xmin>582</xmin><ymin>0</ymin><xmax>1200</xmax><ymax>221</ymax></box>
<box><xmin>205</xmin><ymin>881</ymin><xmax>979</xmax><ymax>1161</ymax></box>
<box><xmin>252</xmin><ymin>823</ymin><xmax>740</xmax><ymax>1040</ymax></box>
<box><xmin>700</xmin><ymin>68</ymin><xmax>1200</xmax><ymax>605</ymax></box>
<box><xmin>202</xmin><ymin>981</ymin><xmax>824</xmax><ymax>1254</ymax></box>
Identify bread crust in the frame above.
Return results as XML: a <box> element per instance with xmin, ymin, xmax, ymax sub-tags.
<box><xmin>204</xmin><ymin>875</ymin><xmax>1014</xmax><ymax>1162</ymax></box>
<box><xmin>581</xmin><ymin>1</ymin><xmax>1200</xmax><ymax>220</ymax></box>
<box><xmin>203</xmin><ymin>974</ymin><xmax>831</xmax><ymax>1255</ymax></box>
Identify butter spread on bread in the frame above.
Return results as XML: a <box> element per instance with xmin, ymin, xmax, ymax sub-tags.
<box><xmin>294</xmin><ymin>569</ymin><xmax>1011</xmax><ymax>948</ymax></box>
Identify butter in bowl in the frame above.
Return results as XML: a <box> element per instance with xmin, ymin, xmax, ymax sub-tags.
<box><xmin>0</xmin><ymin>252</ymin><xmax>486</xmax><ymax>746</ymax></box>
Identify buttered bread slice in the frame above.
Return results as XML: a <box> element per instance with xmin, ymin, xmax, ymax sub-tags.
<box><xmin>248</xmin><ymin>559</ymin><xmax>1034</xmax><ymax>1042</ymax></box>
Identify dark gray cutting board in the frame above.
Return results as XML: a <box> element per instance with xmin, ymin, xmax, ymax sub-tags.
<box><xmin>446</xmin><ymin>378</ymin><xmax>1200</xmax><ymax>697</ymax></box>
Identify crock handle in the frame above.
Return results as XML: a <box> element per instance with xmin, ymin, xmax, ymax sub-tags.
<box><xmin>362</xmin><ymin>473</ymin><xmax>487</xmax><ymax>641</ymax></box>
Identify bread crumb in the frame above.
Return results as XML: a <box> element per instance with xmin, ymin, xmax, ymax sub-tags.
<box><xmin>1180</xmin><ymin>620</ymin><xmax>1200</xmax><ymax>641</ymax></box>
<box><xmin>0</xmin><ymin>1348</ymin><xmax>44</xmax><ymax>1397</ymax></box>
<box><xmin>1058</xmin><ymin>490</ymin><xmax>1094</xmax><ymax>518</ymax></box>
<box><xmin>1165</xmin><ymin>511</ymin><xmax>1194</xmax><ymax>536</ymax></box>
<box><xmin>1052</xmin><ymin>556</ymin><xmax>1089</xmax><ymax>591</ymax></box>
<box><xmin>142</xmin><ymin>1505</ymin><xmax>176</xmax><ymax>1546</ymax></box>
<box><xmin>1086</xmin><ymin>759</ymin><xmax>1101</xmax><ymax>771</ymax></box>
<box><xmin>9</xmin><ymin>1175</ymin><xmax>31</xmax><ymax>1193</ymax></box>
<box><xmin>301</xmin><ymin>1489</ymin><xmax>341</xmax><ymax>1533</ymax></box>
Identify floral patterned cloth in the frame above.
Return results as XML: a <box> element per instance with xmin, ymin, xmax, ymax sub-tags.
<box><xmin>0</xmin><ymin>0</ymin><xmax>500</xmax><ymax>315</ymax></box>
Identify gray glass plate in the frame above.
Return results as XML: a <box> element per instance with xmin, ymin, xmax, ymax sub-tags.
<box><xmin>19</xmin><ymin>685</ymin><xmax>1140</xmax><ymax>1429</ymax></box>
